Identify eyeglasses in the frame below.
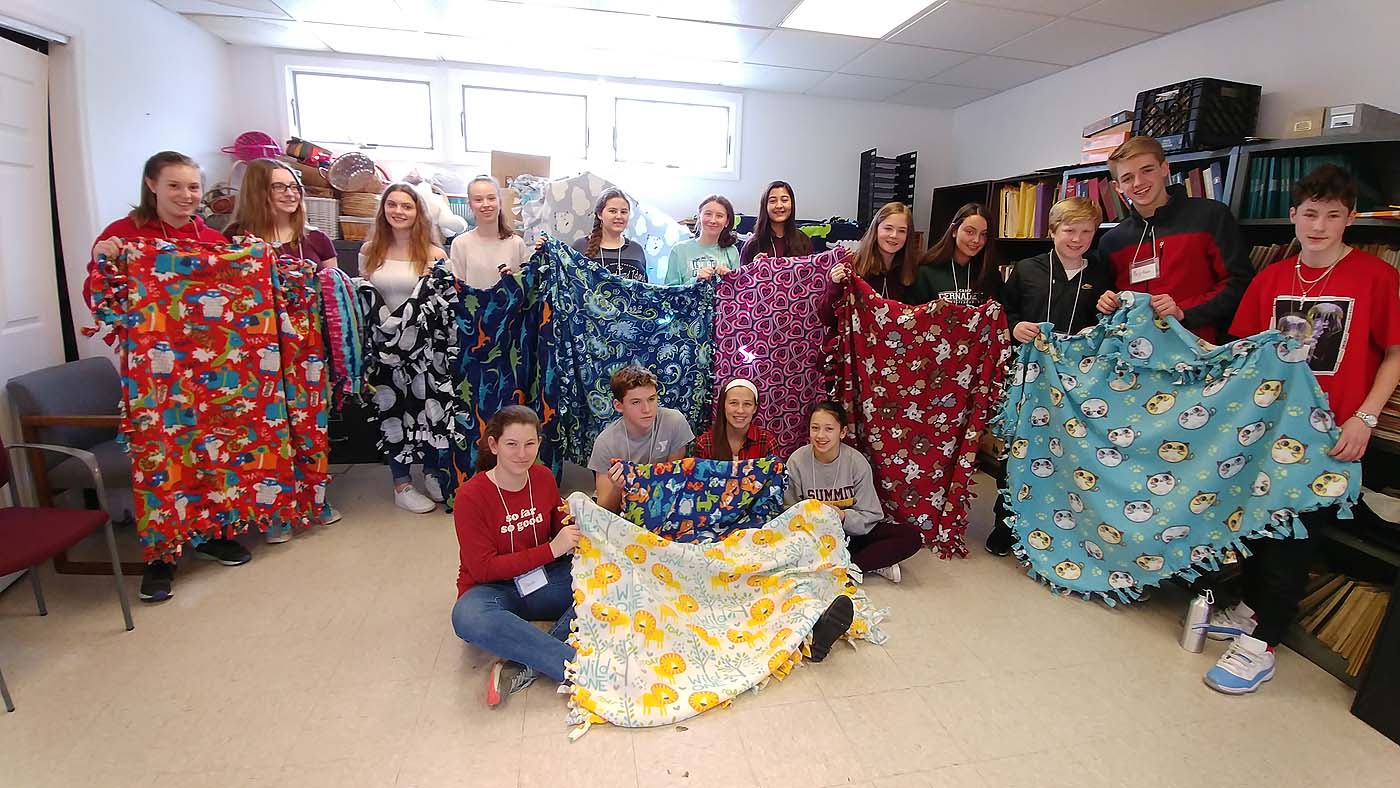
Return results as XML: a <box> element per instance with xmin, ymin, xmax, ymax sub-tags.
<box><xmin>270</xmin><ymin>182</ymin><xmax>303</xmax><ymax>194</ymax></box>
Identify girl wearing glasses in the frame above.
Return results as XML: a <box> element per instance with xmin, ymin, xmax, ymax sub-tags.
<box><xmin>224</xmin><ymin>158</ymin><xmax>338</xmax><ymax>269</ymax></box>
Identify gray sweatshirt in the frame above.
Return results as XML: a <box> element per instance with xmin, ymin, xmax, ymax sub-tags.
<box><xmin>784</xmin><ymin>443</ymin><xmax>884</xmax><ymax>536</ymax></box>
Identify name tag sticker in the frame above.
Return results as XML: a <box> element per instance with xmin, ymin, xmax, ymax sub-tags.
<box><xmin>514</xmin><ymin>566</ymin><xmax>548</xmax><ymax>596</ymax></box>
<box><xmin>1129</xmin><ymin>257</ymin><xmax>1160</xmax><ymax>284</ymax></box>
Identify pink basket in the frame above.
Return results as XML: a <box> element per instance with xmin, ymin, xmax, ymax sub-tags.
<box><xmin>221</xmin><ymin>131</ymin><xmax>282</xmax><ymax>162</ymax></box>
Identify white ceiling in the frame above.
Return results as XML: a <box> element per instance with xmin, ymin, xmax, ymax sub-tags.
<box><xmin>160</xmin><ymin>0</ymin><xmax>1277</xmax><ymax>109</ymax></box>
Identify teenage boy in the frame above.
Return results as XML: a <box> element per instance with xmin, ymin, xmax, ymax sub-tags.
<box><xmin>1095</xmin><ymin>137</ymin><xmax>1254</xmax><ymax>342</ymax></box>
<box><xmin>588</xmin><ymin>364</ymin><xmax>694</xmax><ymax>512</ymax></box>
<box><xmin>1202</xmin><ymin>164</ymin><xmax>1400</xmax><ymax>695</ymax></box>
<box><xmin>987</xmin><ymin>196</ymin><xmax>1116</xmax><ymax>556</ymax></box>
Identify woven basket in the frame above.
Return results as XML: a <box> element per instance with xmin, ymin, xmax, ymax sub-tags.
<box><xmin>340</xmin><ymin>192</ymin><xmax>379</xmax><ymax>218</ymax></box>
<box><xmin>305</xmin><ymin>196</ymin><xmax>340</xmax><ymax>239</ymax></box>
<box><xmin>277</xmin><ymin>155</ymin><xmax>331</xmax><ymax>189</ymax></box>
<box><xmin>340</xmin><ymin>216</ymin><xmax>372</xmax><ymax>241</ymax></box>
<box><xmin>221</xmin><ymin>131</ymin><xmax>281</xmax><ymax>162</ymax></box>
<box><xmin>327</xmin><ymin>153</ymin><xmax>388</xmax><ymax>194</ymax></box>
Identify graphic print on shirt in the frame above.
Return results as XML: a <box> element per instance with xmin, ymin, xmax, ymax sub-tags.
<box><xmin>1271</xmin><ymin>295</ymin><xmax>1353</xmax><ymax>375</ymax></box>
<box><xmin>807</xmin><ymin>483</ymin><xmax>857</xmax><ymax>508</ymax></box>
<box><xmin>500</xmin><ymin>505</ymin><xmax>544</xmax><ymax>540</ymax></box>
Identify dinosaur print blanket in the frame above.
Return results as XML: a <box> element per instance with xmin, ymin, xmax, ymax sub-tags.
<box><xmin>618</xmin><ymin>457</ymin><xmax>787</xmax><ymax>543</ymax></box>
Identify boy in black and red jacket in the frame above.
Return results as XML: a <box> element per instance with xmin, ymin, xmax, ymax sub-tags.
<box><xmin>1095</xmin><ymin>136</ymin><xmax>1255</xmax><ymax>342</ymax></box>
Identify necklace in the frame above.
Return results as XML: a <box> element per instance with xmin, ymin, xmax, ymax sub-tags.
<box><xmin>808</xmin><ymin>445</ymin><xmax>836</xmax><ymax>497</ymax></box>
<box><xmin>1293</xmin><ymin>248</ymin><xmax>1347</xmax><ymax>308</ymax></box>
<box><xmin>626</xmin><ymin>418</ymin><xmax>658</xmax><ymax>464</ymax></box>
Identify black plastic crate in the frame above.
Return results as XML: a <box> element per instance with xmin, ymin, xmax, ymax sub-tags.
<box><xmin>1132</xmin><ymin>77</ymin><xmax>1261</xmax><ymax>153</ymax></box>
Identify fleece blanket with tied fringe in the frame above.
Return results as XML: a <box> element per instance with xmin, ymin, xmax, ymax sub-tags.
<box><xmin>996</xmin><ymin>291</ymin><xmax>1360</xmax><ymax>604</ymax></box>
<box><xmin>562</xmin><ymin>492</ymin><xmax>887</xmax><ymax>735</ymax></box>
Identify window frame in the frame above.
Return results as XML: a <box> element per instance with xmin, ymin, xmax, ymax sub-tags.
<box><xmin>459</xmin><ymin>83</ymin><xmax>591</xmax><ymax>159</ymax></box>
<box><xmin>286</xmin><ymin>68</ymin><xmax>437</xmax><ymax>154</ymax></box>
<box><xmin>611</xmin><ymin>95</ymin><xmax>736</xmax><ymax>172</ymax></box>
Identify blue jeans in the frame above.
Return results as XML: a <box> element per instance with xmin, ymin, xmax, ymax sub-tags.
<box><xmin>451</xmin><ymin>556</ymin><xmax>577</xmax><ymax>682</ymax></box>
<box><xmin>388</xmin><ymin>454</ymin><xmax>439</xmax><ymax>486</ymax></box>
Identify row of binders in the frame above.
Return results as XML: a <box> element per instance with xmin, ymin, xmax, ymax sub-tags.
<box><xmin>997</xmin><ymin>180</ymin><xmax>1062</xmax><ymax>239</ymax></box>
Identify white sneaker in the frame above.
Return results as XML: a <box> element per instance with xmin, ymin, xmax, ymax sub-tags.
<box><xmin>1206</xmin><ymin>601</ymin><xmax>1258</xmax><ymax>641</ymax></box>
<box><xmin>395</xmin><ymin>486</ymin><xmax>436</xmax><ymax>514</ymax></box>
<box><xmin>424</xmin><ymin>475</ymin><xmax>445</xmax><ymax>503</ymax></box>
<box><xmin>872</xmin><ymin>564</ymin><xmax>902</xmax><ymax>583</ymax></box>
<box><xmin>1203</xmin><ymin>634</ymin><xmax>1275</xmax><ymax>695</ymax></box>
<box><xmin>320</xmin><ymin>506</ymin><xmax>343</xmax><ymax>526</ymax></box>
<box><xmin>264</xmin><ymin>523</ymin><xmax>292</xmax><ymax>544</ymax></box>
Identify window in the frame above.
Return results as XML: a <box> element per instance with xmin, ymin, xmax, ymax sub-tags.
<box><xmin>290</xmin><ymin>71</ymin><xmax>434</xmax><ymax>150</ymax></box>
<box><xmin>613</xmin><ymin>98</ymin><xmax>733</xmax><ymax>171</ymax></box>
<box><xmin>461</xmin><ymin>86</ymin><xmax>588</xmax><ymax>159</ymax></box>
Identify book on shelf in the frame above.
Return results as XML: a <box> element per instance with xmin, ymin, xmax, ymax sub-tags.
<box><xmin>1297</xmin><ymin>572</ymin><xmax>1393</xmax><ymax>677</ymax></box>
<box><xmin>996</xmin><ymin>179</ymin><xmax>1060</xmax><ymax>239</ymax></box>
<box><xmin>1243</xmin><ymin>152</ymin><xmax>1374</xmax><ymax>219</ymax></box>
<box><xmin>1166</xmin><ymin>165</ymin><xmax>1227</xmax><ymax>205</ymax></box>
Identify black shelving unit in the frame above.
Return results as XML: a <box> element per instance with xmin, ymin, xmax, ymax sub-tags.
<box><xmin>858</xmin><ymin>148</ymin><xmax>916</xmax><ymax>227</ymax></box>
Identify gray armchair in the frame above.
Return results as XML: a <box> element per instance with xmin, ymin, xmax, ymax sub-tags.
<box><xmin>6</xmin><ymin>358</ymin><xmax>138</xmax><ymax>574</ymax></box>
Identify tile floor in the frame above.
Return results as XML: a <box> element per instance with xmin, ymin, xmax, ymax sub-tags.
<box><xmin>2</xmin><ymin>465</ymin><xmax>1398</xmax><ymax>788</ymax></box>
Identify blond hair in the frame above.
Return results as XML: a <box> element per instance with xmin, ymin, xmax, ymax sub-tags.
<box><xmin>229</xmin><ymin>158</ymin><xmax>308</xmax><ymax>242</ymax></box>
<box><xmin>851</xmin><ymin>202</ymin><xmax>913</xmax><ymax>279</ymax></box>
<box><xmin>1048</xmin><ymin>197</ymin><xmax>1101</xmax><ymax>233</ymax></box>
<box><xmin>1107</xmin><ymin>136</ymin><xmax>1166</xmax><ymax>180</ymax></box>
<box><xmin>361</xmin><ymin>183</ymin><xmax>436</xmax><ymax>278</ymax></box>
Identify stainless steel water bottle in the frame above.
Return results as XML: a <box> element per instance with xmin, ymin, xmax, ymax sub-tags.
<box><xmin>1180</xmin><ymin>589</ymin><xmax>1214</xmax><ymax>653</ymax></box>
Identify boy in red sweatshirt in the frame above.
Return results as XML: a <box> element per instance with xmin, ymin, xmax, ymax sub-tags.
<box><xmin>1204</xmin><ymin>165</ymin><xmax>1400</xmax><ymax>694</ymax></box>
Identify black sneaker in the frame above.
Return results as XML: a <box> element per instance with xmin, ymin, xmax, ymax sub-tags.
<box><xmin>193</xmin><ymin>538</ymin><xmax>252</xmax><ymax>566</ymax></box>
<box><xmin>808</xmin><ymin>595</ymin><xmax>855</xmax><ymax>663</ymax></box>
<box><xmin>984</xmin><ymin>523</ymin><xmax>1016</xmax><ymax>557</ymax></box>
<box><xmin>139</xmin><ymin>561</ymin><xmax>176</xmax><ymax>603</ymax></box>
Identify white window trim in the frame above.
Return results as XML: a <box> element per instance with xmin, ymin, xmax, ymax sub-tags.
<box><xmin>610</xmin><ymin>84</ymin><xmax>741</xmax><ymax>175</ymax></box>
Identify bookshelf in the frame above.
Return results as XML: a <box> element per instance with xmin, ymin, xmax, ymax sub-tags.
<box><xmin>927</xmin><ymin>179</ymin><xmax>992</xmax><ymax>239</ymax></box>
<box><xmin>1060</xmin><ymin>145</ymin><xmax>1240</xmax><ymax>224</ymax></box>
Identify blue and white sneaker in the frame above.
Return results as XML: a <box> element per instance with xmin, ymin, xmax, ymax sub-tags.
<box><xmin>1206</xmin><ymin>601</ymin><xmax>1258</xmax><ymax>641</ymax></box>
<box><xmin>1203</xmin><ymin>634</ymin><xmax>1275</xmax><ymax>695</ymax></box>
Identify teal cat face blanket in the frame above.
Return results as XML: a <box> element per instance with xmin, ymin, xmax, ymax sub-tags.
<box><xmin>998</xmin><ymin>292</ymin><xmax>1360</xmax><ymax>603</ymax></box>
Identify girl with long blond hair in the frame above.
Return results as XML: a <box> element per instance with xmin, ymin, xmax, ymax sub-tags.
<box><xmin>831</xmin><ymin>202</ymin><xmax>915</xmax><ymax>301</ymax></box>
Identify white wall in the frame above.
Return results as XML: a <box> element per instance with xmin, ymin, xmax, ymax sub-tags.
<box><xmin>226</xmin><ymin>46</ymin><xmax>950</xmax><ymax>231</ymax></box>
<box><xmin>948</xmin><ymin>0</ymin><xmax>1400</xmax><ymax>184</ymax></box>
<box><xmin>0</xmin><ymin>0</ymin><xmax>235</xmax><ymax>359</ymax></box>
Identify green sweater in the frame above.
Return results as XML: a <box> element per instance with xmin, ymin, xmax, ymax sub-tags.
<box><xmin>910</xmin><ymin>260</ymin><xmax>999</xmax><ymax>306</ymax></box>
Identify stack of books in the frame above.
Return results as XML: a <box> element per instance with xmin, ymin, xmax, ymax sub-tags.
<box><xmin>1298</xmin><ymin>573</ymin><xmax>1393</xmax><ymax>677</ymax></box>
<box><xmin>1244</xmin><ymin>153</ymin><xmax>1355</xmax><ymax>218</ymax></box>
<box><xmin>997</xmin><ymin>179</ymin><xmax>1062</xmax><ymax>239</ymax></box>
<box><xmin>1247</xmin><ymin>242</ymin><xmax>1297</xmax><ymax>271</ymax></box>
<box><xmin>1064</xmin><ymin>174</ymin><xmax>1130</xmax><ymax>223</ymax></box>
<box><xmin>1167</xmin><ymin>163</ymin><xmax>1227</xmax><ymax>202</ymax></box>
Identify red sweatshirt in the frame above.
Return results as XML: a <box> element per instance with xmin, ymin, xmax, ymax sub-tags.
<box><xmin>86</xmin><ymin>215</ymin><xmax>225</xmax><ymax>307</ymax></box>
<box><xmin>454</xmin><ymin>464</ymin><xmax>568</xmax><ymax>597</ymax></box>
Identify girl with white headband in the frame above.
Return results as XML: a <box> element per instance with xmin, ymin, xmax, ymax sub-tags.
<box><xmin>691</xmin><ymin>378</ymin><xmax>780</xmax><ymax>460</ymax></box>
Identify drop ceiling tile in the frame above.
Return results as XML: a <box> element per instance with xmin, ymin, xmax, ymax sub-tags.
<box><xmin>273</xmin><ymin>0</ymin><xmax>423</xmax><ymax>30</ymax></box>
<box><xmin>186</xmin><ymin>14</ymin><xmax>329</xmax><ymax>49</ymax></box>
<box><xmin>806</xmin><ymin>73</ymin><xmax>917</xmax><ymax>101</ymax></box>
<box><xmin>152</xmin><ymin>0</ymin><xmax>289</xmax><ymax>17</ymax></box>
<box><xmin>889</xmin><ymin>81</ymin><xmax>996</xmax><ymax>108</ymax></box>
<box><xmin>638</xmin><ymin>18</ymin><xmax>771</xmax><ymax>61</ymax></box>
<box><xmin>718</xmin><ymin>63</ymin><xmax>830</xmax><ymax>93</ymax></box>
<box><xmin>840</xmin><ymin>42</ymin><xmax>971</xmax><ymax>80</ymax></box>
<box><xmin>431</xmin><ymin>33</ymin><xmax>637</xmax><ymax>78</ymax></box>
<box><xmin>306</xmin><ymin>23</ymin><xmax>436</xmax><ymax>60</ymax></box>
<box><xmin>530</xmin><ymin>0</ymin><xmax>801</xmax><ymax>27</ymax></box>
<box><xmin>746</xmin><ymin>28</ymin><xmax>877</xmax><ymax>72</ymax></box>
<box><xmin>992</xmin><ymin>17</ymin><xmax>1152</xmax><ymax>65</ymax></box>
<box><xmin>891</xmin><ymin>1</ymin><xmax>1057</xmax><ymax>52</ymax></box>
<box><xmin>929</xmin><ymin>54</ymin><xmax>1062</xmax><ymax>90</ymax></box>
<box><xmin>1072</xmin><ymin>0</ymin><xmax>1275</xmax><ymax>34</ymax></box>
<box><xmin>959</xmin><ymin>0</ymin><xmax>1096</xmax><ymax>14</ymax></box>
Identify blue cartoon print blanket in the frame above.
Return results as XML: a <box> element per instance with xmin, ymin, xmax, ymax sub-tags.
<box><xmin>618</xmin><ymin>457</ymin><xmax>787</xmax><ymax>543</ymax></box>
<box><xmin>997</xmin><ymin>292</ymin><xmax>1360</xmax><ymax>604</ymax></box>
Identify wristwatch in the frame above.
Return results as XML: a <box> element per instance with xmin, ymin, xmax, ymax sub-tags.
<box><xmin>1354</xmin><ymin>411</ymin><xmax>1379</xmax><ymax>428</ymax></box>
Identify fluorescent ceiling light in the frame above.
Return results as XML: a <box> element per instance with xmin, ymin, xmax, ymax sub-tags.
<box><xmin>780</xmin><ymin>0</ymin><xmax>935</xmax><ymax>39</ymax></box>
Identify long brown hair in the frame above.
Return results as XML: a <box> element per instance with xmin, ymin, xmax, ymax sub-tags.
<box><xmin>468</xmin><ymin>175</ymin><xmax>514</xmax><ymax>240</ymax></box>
<box><xmin>912</xmin><ymin>202</ymin><xmax>999</xmax><ymax>291</ymax></box>
<box><xmin>852</xmin><ymin>202</ymin><xmax>913</xmax><ymax>279</ymax></box>
<box><xmin>696</xmin><ymin>194</ymin><xmax>738</xmax><ymax>249</ymax></box>
<box><xmin>584</xmin><ymin>188</ymin><xmax>631</xmax><ymax>258</ymax></box>
<box><xmin>228</xmin><ymin>158</ymin><xmax>308</xmax><ymax>242</ymax></box>
<box><xmin>361</xmin><ymin>182</ymin><xmax>435</xmax><ymax>278</ymax></box>
<box><xmin>476</xmin><ymin>405</ymin><xmax>542</xmax><ymax>473</ymax></box>
<box><xmin>706</xmin><ymin>379</ymin><xmax>758</xmax><ymax>461</ymax></box>
<box><xmin>751</xmin><ymin>180</ymin><xmax>812</xmax><ymax>258</ymax></box>
<box><xmin>129</xmin><ymin>151</ymin><xmax>200</xmax><ymax>226</ymax></box>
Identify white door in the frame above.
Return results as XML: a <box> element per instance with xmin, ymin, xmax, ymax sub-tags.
<box><xmin>0</xmin><ymin>36</ymin><xmax>62</xmax><ymax>506</ymax></box>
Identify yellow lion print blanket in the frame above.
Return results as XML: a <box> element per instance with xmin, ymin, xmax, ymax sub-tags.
<box><xmin>564</xmin><ymin>492</ymin><xmax>888</xmax><ymax>734</ymax></box>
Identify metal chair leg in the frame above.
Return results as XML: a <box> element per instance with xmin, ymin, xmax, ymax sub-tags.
<box><xmin>29</xmin><ymin>569</ymin><xmax>46</xmax><ymax>616</ymax></box>
<box><xmin>102</xmin><ymin>520</ymin><xmax>134</xmax><ymax>632</ymax></box>
<box><xmin>0</xmin><ymin>661</ymin><xmax>13</xmax><ymax>712</ymax></box>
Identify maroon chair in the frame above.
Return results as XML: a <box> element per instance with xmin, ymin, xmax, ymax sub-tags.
<box><xmin>0</xmin><ymin>432</ymin><xmax>134</xmax><ymax>712</ymax></box>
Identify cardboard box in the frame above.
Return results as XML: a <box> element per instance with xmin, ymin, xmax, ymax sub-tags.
<box><xmin>490</xmin><ymin>150</ymin><xmax>550</xmax><ymax>188</ymax></box>
<box><xmin>1283</xmin><ymin>107</ymin><xmax>1326</xmax><ymax>138</ymax></box>
<box><xmin>1080</xmin><ymin>149</ymin><xmax>1114</xmax><ymax>165</ymax></box>
<box><xmin>1083</xmin><ymin>110</ymin><xmax>1133</xmax><ymax>138</ymax></box>
<box><xmin>1323</xmin><ymin>103</ymin><xmax>1400</xmax><ymax>136</ymax></box>
<box><xmin>1082</xmin><ymin>122</ymin><xmax>1133</xmax><ymax>152</ymax></box>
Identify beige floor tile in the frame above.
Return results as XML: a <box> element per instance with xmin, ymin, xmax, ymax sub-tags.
<box><xmin>829</xmin><ymin>688</ymin><xmax>967</xmax><ymax>778</ymax></box>
<box><xmin>973</xmin><ymin>749</ymin><xmax>1114</xmax><ymax>788</ymax></box>
<box><xmin>631</xmin><ymin>707</ymin><xmax>761</xmax><ymax>788</ymax></box>
<box><xmin>873</xmin><ymin>764</ymin><xmax>989</xmax><ymax>788</ymax></box>
<box><xmin>732</xmin><ymin>699</ymin><xmax>865</xmax><ymax>787</ymax></box>
<box><xmin>516</xmin><ymin>723</ymin><xmax>638</xmax><ymax>788</ymax></box>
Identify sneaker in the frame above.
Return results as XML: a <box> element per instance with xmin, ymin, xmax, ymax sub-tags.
<box><xmin>264</xmin><ymin>523</ymin><xmax>292</xmax><ymax>544</ymax></box>
<box><xmin>193</xmin><ymin>538</ymin><xmax>252</xmax><ymax>566</ymax></box>
<box><xmin>1203</xmin><ymin>634</ymin><xmax>1275</xmax><ymax>695</ymax></box>
<box><xmin>984</xmin><ymin>523</ymin><xmax>1016</xmax><ymax>556</ymax></box>
<box><xmin>808</xmin><ymin>595</ymin><xmax>855</xmax><ymax>663</ymax></box>
<box><xmin>394</xmin><ymin>486</ymin><xmax>436</xmax><ymax>514</ymax></box>
<box><xmin>1206</xmin><ymin>601</ymin><xmax>1258</xmax><ymax>641</ymax></box>
<box><xmin>320</xmin><ymin>507</ymin><xmax>343</xmax><ymax>526</ymax></box>
<box><xmin>872</xmin><ymin>564</ymin><xmax>902</xmax><ymax>584</ymax></box>
<box><xmin>139</xmin><ymin>561</ymin><xmax>175</xmax><ymax>603</ymax></box>
<box><xmin>486</xmin><ymin>660</ymin><xmax>533</xmax><ymax>707</ymax></box>
<box><xmin>509</xmin><ymin>666</ymin><xmax>539</xmax><ymax>696</ymax></box>
<box><xmin>424</xmin><ymin>474</ymin><xmax>445</xmax><ymax>503</ymax></box>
